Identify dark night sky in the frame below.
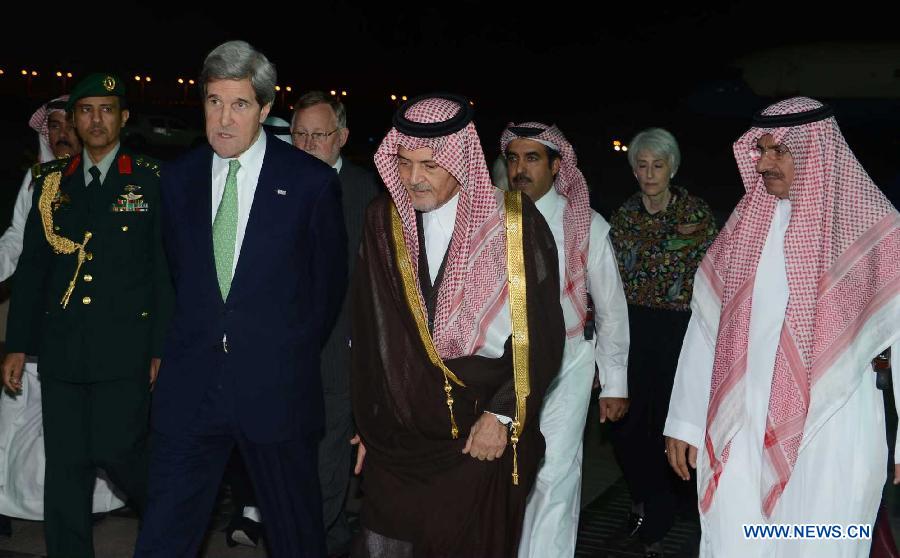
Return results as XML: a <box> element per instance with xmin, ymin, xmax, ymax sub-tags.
<box><xmin>1</xmin><ymin>2</ymin><xmax>898</xmax><ymax>217</ymax></box>
<box><xmin>6</xmin><ymin>2</ymin><xmax>895</xmax><ymax>104</ymax></box>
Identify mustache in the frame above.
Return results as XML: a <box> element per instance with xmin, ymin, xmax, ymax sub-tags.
<box><xmin>512</xmin><ymin>173</ymin><xmax>532</xmax><ymax>185</ymax></box>
<box><xmin>761</xmin><ymin>170</ymin><xmax>784</xmax><ymax>180</ymax></box>
<box><xmin>54</xmin><ymin>139</ymin><xmax>72</xmax><ymax>148</ymax></box>
<box><xmin>409</xmin><ymin>182</ymin><xmax>431</xmax><ymax>193</ymax></box>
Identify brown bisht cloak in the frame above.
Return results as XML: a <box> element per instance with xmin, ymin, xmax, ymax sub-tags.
<box><xmin>351</xmin><ymin>193</ymin><xmax>565</xmax><ymax>557</ymax></box>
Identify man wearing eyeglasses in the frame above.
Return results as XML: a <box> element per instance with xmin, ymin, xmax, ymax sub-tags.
<box><xmin>292</xmin><ymin>90</ymin><xmax>380</xmax><ymax>557</ymax></box>
<box><xmin>664</xmin><ymin>97</ymin><xmax>900</xmax><ymax>557</ymax></box>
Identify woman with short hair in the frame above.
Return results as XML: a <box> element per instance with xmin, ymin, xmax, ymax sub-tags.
<box><xmin>608</xmin><ymin>127</ymin><xmax>718</xmax><ymax>558</ymax></box>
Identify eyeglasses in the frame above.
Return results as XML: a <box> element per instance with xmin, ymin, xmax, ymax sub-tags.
<box><xmin>291</xmin><ymin>129</ymin><xmax>339</xmax><ymax>143</ymax></box>
<box><xmin>752</xmin><ymin>143</ymin><xmax>791</xmax><ymax>160</ymax></box>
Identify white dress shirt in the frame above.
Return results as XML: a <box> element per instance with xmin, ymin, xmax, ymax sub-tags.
<box><xmin>82</xmin><ymin>144</ymin><xmax>120</xmax><ymax>185</ymax></box>
<box><xmin>211</xmin><ymin>131</ymin><xmax>267</xmax><ymax>275</ymax></box>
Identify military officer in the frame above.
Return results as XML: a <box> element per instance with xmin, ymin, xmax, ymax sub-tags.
<box><xmin>0</xmin><ymin>73</ymin><xmax>173</xmax><ymax>558</ymax></box>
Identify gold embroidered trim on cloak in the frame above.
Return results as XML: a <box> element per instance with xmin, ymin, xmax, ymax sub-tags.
<box><xmin>390</xmin><ymin>195</ymin><xmax>531</xmax><ymax>486</ymax></box>
<box><xmin>504</xmin><ymin>190</ymin><xmax>530</xmax><ymax>486</ymax></box>
<box><xmin>37</xmin><ymin>171</ymin><xmax>92</xmax><ymax>308</ymax></box>
<box><xmin>390</xmin><ymin>203</ymin><xmax>466</xmax><ymax>439</ymax></box>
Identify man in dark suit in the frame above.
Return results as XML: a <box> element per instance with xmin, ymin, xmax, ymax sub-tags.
<box><xmin>291</xmin><ymin>90</ymin><xmax>381</xmax><ymax>556</ymax></box>
<box><xmin>134</xmin><ymin>40</ymin><xmax>347</xmax><ymax>558</ymax></box>
<box><xmin>1</xmin><ymin>73</ymin><xmax>172</xmax><ymax>558</ymax></box>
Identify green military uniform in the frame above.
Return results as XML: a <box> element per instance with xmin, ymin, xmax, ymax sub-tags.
<box><xmin>4</xmin><ymin>74</ymin><xmax>173</xmax><ymax>558</ymax></box>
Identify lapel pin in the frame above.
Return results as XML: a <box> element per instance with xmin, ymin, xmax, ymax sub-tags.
<box><xmin>276</xmin><ymin>189</ymin><xmax>287</xmax><ymax>196</ymax></box>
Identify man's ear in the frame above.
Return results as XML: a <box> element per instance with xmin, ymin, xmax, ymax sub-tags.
<box><xmin>259</xmin><ymin>102</ymin><xmax>273</xmax><ymax>123</ymax></box>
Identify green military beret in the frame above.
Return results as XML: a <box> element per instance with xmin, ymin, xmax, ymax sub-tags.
<box><xmin>66</xmin><ymin>73</ymin><xmax>127</xmax><ymax>111</ymax></box>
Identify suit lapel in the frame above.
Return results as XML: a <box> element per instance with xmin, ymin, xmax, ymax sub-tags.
<box><xmin>228</xmin><ymin>137</ymin><xmax>276</xmax><ymax>301</ymax></box>
<box><xmin>198</xmin><ymin>149</ymin><xmax>222</xmax><ymax>302</ymax></box>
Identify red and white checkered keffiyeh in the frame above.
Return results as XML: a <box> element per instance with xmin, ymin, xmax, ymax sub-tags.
<box><xmin>696</xmin><ymin>97</ymin><xmax>900</xmax><ymax>517</ymax></box>
<box><xmin>501</xmin><ymin>123</ymin><xmax>591</xmax><ymax>338</ymax></box>
<box><xmin>29</xmin><ymin>95</ymin><xmax>69</xmax><ymax>163</ymax></box>
<box><xmin>374</xmin><ymin>97</ymin><xmax>508</xmax><ymax>360</ymax></box>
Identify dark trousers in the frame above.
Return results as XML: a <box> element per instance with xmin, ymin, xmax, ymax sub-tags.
<box><xmin>222</xmin><ymin>396</ymin><xmax>351</xmax><ymax>554</ymax></box>
<box><xmin>610</xmin><ymin>305</ymin><xmax>694</xmax><ymax>545</ymax></box>
<box><xmin>134</xmin><ymin>383</ymin><xmax>326</xmax><ymax>558</ymax></box>
<box><xmin>41</xmin><ymin>376</ymin><xmax>149</xmax><ymax>558</ymax></box>
<box><xmin>319</xmin><ymin>390</ymin><xmax>354</xmax><ymax>553</ymax></box>
<box><xmin>224</xmin><ymin>378</ymin><xmax>354</xmax><ymax>554</ymax></box>
<box><xmin>224</xmin><ymin>449</ymin><xmax>257</xmax><ymax>513</ymax></box>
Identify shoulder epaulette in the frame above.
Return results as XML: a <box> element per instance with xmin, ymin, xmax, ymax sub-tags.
<box><xmin>134</xmin><ymin>155</ymin><xmax>161</xmax><ymax>177</ymax></box>
<box><xmin>32</xmin><ymin>158</ymin><xmax>69</xmax><ymax>180</ymax></box>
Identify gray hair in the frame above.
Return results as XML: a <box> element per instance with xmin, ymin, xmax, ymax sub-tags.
<box><xmin>627</xmin><ymin>127</ymin><xmax>681</xmax><ymax>175</ymax></box>
<box><xmin>200</xmin><ymin>40</ymin><xmax>277</xmax><ymax>107</ymax></box>
<box><xmin>292</xmin><ymin>91</ymin><xmax>347</xmax><ymax>129</ymax></box>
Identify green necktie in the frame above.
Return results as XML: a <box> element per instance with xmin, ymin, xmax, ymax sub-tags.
<box><xmin>213</xmin><ymin>159</ymin><xmax>240</xmax><ymax>300</ymax></box>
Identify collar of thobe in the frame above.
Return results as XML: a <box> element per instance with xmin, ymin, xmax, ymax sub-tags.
<box><xmin>332</xmin><ymin>155</ymin><xmax>343</xmax><ymax>174</ymax></box>
<box><xmin>534</xmin><ymin>186</ymin><xmax>563</xmax><ymax>222</ymax></box>
<box><xmin>421</xmin><ymin>191</ymin><xmax>460</xmax><ymax>245</ymax></box>
<box><xmin>775</xmin><ymin>198</ymin><xmax>791</xmax><ymax>213</ymax></box>
<box><xmin>212</xmin><ymin>129</ymin><xmax>267</xmax><ymax>185</ymax></box>
<box><xmin>82</xmin><ymin>143</ymin><xmax>120</xmax><ymax>185</ymax></box>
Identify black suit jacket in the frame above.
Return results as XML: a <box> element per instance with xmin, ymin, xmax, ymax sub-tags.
<box><xmin>153</xmin><ymin>132</ymin><xmax>348</xmax><ymax>443</ymax></box>
<box><xmin>319</xmin><ymin>159</ymin><xmax>382</xmax><ymax>396</ymax></box>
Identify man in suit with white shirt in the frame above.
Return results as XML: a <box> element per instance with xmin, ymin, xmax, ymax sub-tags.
<box><xmin>291</xmin><ymin>90</ymin><xmax>380</xmax><ymax>556</ymax></box>
<box><xmin>135</xmin><ymin>40</ymin><xmax>348</xmax><ymax>558</ymax></box>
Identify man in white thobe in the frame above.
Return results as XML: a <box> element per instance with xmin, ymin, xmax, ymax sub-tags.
<box><xmin>502</xmin><ymin>122</ymin><xmax>630</xmax><ymax>558</ymax></box>
<box><xmin>664</xmin><ymin>97</ymin><xmax>900</xmax><ymax>558</ymax></box>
